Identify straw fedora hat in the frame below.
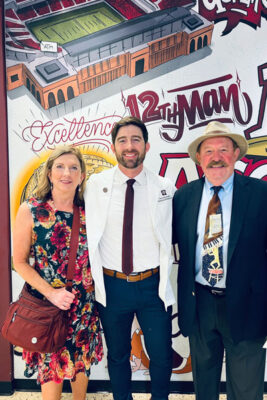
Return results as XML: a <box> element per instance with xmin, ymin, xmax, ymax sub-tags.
<box><xmin>188</xmin><ymin>121</ymin><xmax>248</xmax><ymax>164</ymax></box>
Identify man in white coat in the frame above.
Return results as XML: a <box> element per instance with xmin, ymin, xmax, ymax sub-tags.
<box><xmin>84</xmin><ymin>116</ymin><xmax>176</xmax><ymax>400</ymax></box>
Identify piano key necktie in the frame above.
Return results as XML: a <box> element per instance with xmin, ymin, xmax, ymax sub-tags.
<box><xmin>202</xmin><ymin>186</ymin><xmax>223</xmax><ymax>286</ymax></box>
<box><xmin>122</xmin><ymin>179</ymin><xmax>135</xmax><ymax>275</ymax></box>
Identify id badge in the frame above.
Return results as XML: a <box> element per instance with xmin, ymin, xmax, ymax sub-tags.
<box><xmin>209</xmin><ymin>214</ymin><xmax>222</xmax><ymax>237</ymax></box>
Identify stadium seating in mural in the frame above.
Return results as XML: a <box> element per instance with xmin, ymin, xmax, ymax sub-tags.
<box><xmin>5</xmin><ymin>0</ymin><xmax>213</xmax><ymax>109</ymax></box>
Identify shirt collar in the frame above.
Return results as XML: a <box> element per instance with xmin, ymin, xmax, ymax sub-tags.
<box><xmin>204</xmin><ymin>173</ymin><xmax>234</xmax><ymax>194</ymax></box>
<box><xmin>114</xmin><ymin>167</ymin><xmax>146</xmax><ymax>186</ymax></box>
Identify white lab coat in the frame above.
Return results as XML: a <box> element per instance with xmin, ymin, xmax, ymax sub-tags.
<box><xmin>84</xmin><ymin>166</ymin><xmax>176</xmax><ymax>309</ymax></box>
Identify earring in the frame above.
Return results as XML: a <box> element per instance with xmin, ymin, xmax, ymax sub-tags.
<box><xmin>78</xmin><ymin>184</ymin><xmax>81</xmax><ymax>192</ymax></box>
<box><xmin>50</xmin><ymin>182</ymin><xmax>53</xmax><ymax>190</ymax></box>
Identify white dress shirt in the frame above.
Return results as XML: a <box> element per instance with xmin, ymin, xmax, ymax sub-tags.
<box><xmin>195</xmin><ymin>174</ymin><xmax>234</xmax><ymax>288</ymax></box>
<box><xmin>99</xmin><ymin>168</ymin><xmax>160</xmax><ymax>272</ymax></box>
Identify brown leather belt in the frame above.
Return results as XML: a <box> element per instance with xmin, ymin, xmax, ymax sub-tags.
<box><xmin>103</xmin><ymin>267</ymin><xmax>159</xmax><ymax>282</ymax></box>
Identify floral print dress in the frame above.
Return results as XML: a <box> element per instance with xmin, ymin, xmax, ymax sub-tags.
<box><xmin>22</xmin><ymin>198</ymin><xmax>103</xmax><ymax>384</ymax></box>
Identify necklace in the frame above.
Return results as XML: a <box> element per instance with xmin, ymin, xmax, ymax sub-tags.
<box><xmin>50</xmin><ymin>198</ymin><xmax>73</xmax><ymax>213</ymax></box>
<box><xmin>50</xmin><ymin>199</ymin><xmax>57</xmax><ymax>211</ymax></box>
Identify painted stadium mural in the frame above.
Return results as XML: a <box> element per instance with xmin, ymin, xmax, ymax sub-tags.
<box><xmin>4</xmin><ymin>0</ymin><xmax>267</xmax><ymax>386</ymax></box>
<box><xmin>5</xmin><ymin>0</ymin><xmax>213</xmax><ymax>110</ymax></box>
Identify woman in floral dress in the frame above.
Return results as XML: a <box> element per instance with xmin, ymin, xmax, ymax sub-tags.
<box><xmin>13</xmin><ymin>146</ymin><xmax>103</xmax><ymax>400</ymax></box>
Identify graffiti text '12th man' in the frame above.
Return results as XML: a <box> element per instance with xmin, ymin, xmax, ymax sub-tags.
<box><xmin>125</xmin><ymin>73</ymin><xmax>252</xmax><ymax>143</ymax></box>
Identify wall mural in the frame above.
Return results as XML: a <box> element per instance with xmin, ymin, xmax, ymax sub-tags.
<box><xmin>4</xmin><ymin>0</ymin><xmax>267</xmax><ymax>385</ymax></box>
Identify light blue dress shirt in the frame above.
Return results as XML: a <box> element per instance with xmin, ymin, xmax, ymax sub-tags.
<box><xmin>195</xmin><ymin>173</ymin><xmax>234</xmax><ymax>288</ymax></box>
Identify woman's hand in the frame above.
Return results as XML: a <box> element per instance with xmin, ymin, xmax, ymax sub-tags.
<box><xmin>46</xmin><ymin>287</ymin><xmax>75</xmax><ymax>310</ymax></box>
<box><xmin>13</xmin><ymin>203</ymin><xmax>76</xmax><ymax>311</ymax></box>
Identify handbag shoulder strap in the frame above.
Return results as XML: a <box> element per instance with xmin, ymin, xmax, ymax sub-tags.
<box><xmin>65</xmin><ymin>205</ymin><xmax>80</xmax><ymax>291</ymax></box>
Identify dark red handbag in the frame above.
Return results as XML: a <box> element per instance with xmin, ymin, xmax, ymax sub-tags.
<box><xmin>1</xmin><ymin>205</ymin><xmax>80</xmax><ymax>353</ymax></box>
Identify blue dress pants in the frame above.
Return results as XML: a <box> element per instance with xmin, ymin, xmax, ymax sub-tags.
<box><xmin>97</xmin><ymin>272</ymin><xmax>173</xmax><ymax>400</ymax></box>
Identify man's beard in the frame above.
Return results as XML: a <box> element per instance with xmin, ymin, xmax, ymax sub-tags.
<box><xmin>115</xmin><ymin>150</ymin><xmax>146</xmax><ymax>169</ymax></box>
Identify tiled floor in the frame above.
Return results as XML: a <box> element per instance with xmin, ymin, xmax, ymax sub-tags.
<box><xmin>2</xmin><ymin>393</ymin><xmax>267</xmax><ymax>400</ymax></box>
<box><xmin>0</xmin><ymin>394</ymin><xmax>222</xmax><ymax>399</ymax></box>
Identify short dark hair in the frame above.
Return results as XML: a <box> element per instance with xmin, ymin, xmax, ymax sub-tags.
<box><xmin>111</xmin><ymin>116</ymin><xmax>148</xmax><ymax>144</ymax></box>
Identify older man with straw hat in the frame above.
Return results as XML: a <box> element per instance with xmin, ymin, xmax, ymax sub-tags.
<box><xmin>173</xmin><ymin>121</ymin><xmax>267</xmax><ymax>400</ymax></box>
